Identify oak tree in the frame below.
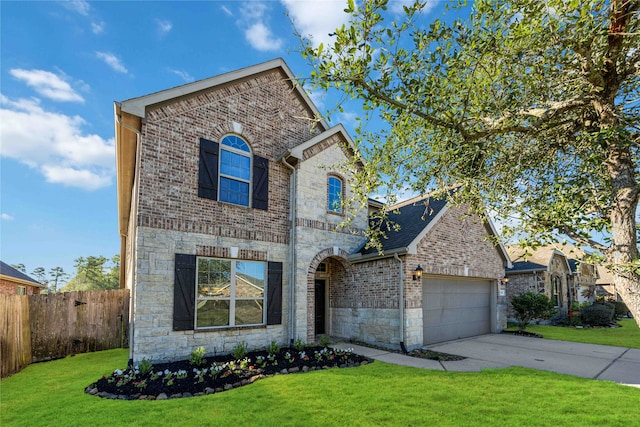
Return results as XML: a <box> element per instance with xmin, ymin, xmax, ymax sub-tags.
<box><xmin>303</xmin><ymin>0</ymin><xmax>640</xmax><ymax>324</ymax></box>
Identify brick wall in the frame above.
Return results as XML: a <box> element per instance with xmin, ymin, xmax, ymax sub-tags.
<box><xmin>0</xmin><ymin>279</ymin><xmax>41</xmax><ymax>295</ymax></box>
<box><xmin>136</xmin><ymin>68</ymin><xmax>323</xmax><ymax>247</ymax></box>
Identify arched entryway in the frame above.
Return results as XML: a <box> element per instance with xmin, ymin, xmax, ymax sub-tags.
<box><xmin>306</xmin><ymin>248</ymin><xmax>353</xmax><ymax>342</ymax></box>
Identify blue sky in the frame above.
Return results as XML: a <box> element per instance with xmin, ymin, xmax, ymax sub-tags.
<box><xmin>1</xmin><ymin>0</ymin><xmax>450</xmax><ymax>280</ymax></box>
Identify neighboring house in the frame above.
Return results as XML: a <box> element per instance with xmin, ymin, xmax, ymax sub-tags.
<box><xmin>114</xmin><ymin>58</ymin><xmax>512</xmax><ymax>364</ymax></box>
<box><xmin>595</xmin><ymin>265</ymin><xmax>618</xmax><ymax>300</ymax></box>
<box><xmin>0</xmin><ymin>261</ymin><xmax>45</xmax><ymax>295</ymax></box>
<box><xmin>506</xmin><ymin>245</ymin><xmax>579</xmax><ymax>317</ymax></box>
<box><xmin>566</xmin><ymin>254</ymin><xmax>598</xmax><ymax>305</ymax></box>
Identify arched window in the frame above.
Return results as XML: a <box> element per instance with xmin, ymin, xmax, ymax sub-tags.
<box><xmin>327</xmin><ymin>175</ymin><xmax>343</xmax><ymax>213</ymax></box>
<box><xmin>219</xmin><ymin>135</ymin><xmax>251</xmax><ymax>206</ymax></box>
<box><xmin>198</xmin><ymin>135</ymin><xmax>269</xmax><ymax>210</ymax></box>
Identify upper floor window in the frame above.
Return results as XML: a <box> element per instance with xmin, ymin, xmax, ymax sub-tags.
<box><xmin>198</xmin><ymin>136</ymin><xmax>269</xmax><ymax>210</ymax></box>
<box><xmin>327</xmin><ymin>175</ymin><xmax>343</xmax><ymax>213</ymax></box>
<box><xmin>219</xmin><ymin>135</ymin><xmax>251</xmax><ymax>206</ymax></box>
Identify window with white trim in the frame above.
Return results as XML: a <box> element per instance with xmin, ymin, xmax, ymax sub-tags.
<box><xmin>17</xmin><ymin>286</ymin><xmax>26</xmax><ymax>295</ymax></box>
<box><xmin>327</xmin><ymin>175</ymin><xmax>343</xmax><ymax>213</ymax></box>
<box><xmin>195</xmin><ymin>257</ymin><xmax>266</xmax><ymax>328</ymax></box>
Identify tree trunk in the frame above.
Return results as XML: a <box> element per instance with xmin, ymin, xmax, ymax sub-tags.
<box><xmin>606</xmin><ymin>143</ymin><xmax>640</xmax><ymax>328</ymax></box>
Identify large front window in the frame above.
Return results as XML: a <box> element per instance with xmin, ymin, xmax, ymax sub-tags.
<box><xmin>196</xmin><ymin>257</ymin><xmax>265</xmax><ymax>328</ymax></box>
<box><xmin>219</xmin><ymin>135</ymin><xmax>251</xmax><ymax>206</ymax></box>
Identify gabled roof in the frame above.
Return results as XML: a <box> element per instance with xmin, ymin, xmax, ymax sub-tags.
<box><xmin>508</xmin><ymin>260</ymin><xmax>547</xmax><ymax>273</ymax></box>
<box><xmin>118</xmin><ymin>58</ymin><xmax>327</xmax><ymax>129</ymax></box>
<box><xmin>0</xmin><ymin>261</ymin><xmax>45</xmax><ymax>287</ymax></box>
<box><xmin>351</xmin><ymin>194</ymin><xmax>511</xmax><ymax>268</ymax></box>
<box><xmin>358</xmin><ymin>195</ymin><xmax>449</xmax><ymax>256</ymax></box>
<box><xmin>506</xmin><ymin>245</ymin><xmax>572</xmax><ymax>274</ymax></box>
<box><xmin>280</xmin><ymin>124</ymin><xmax>363</xmax><ymax>169</ymax></box>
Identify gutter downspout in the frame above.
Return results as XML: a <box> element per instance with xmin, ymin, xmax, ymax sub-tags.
<box><xmin>393</xmin><ymin>253</ymin><xmax>408</xmax><ymax>354</ymax></box>
<box><xmin>281</xmin><ymin>156</ymin><xmax>296</xmax><ymax>345</ymax></box>
<box><xmin>115</xmin><ymin>109</ymin><xmax>141</xmax><ymax>366</ymax></box>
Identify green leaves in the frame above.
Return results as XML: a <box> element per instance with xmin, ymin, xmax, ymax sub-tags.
<box><xmin>301</xmin><ymin>0</ymin><xmax>638</xmax><ymax>275</ymax></box>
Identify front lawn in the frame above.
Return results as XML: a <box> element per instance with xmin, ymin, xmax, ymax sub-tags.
<box><xmin>507</xmin><ymin>318</ymin><xmax>640</xmax><ymax>348</ymax></box>
<box><xmin>2</xmin><ymin>349</ymin><xmax>639</xmax><ymax>426</ymax></box>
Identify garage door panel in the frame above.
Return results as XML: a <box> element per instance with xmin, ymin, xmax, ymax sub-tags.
<box><xmin>423</xmin><ymin>278</ymin><xmax>491</xmax><ymax>345</ymax></box>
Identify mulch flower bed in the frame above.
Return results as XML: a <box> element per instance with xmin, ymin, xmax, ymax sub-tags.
<box><xmin>501</xmin><ymin>330</ymin><xmax>543</xmax><ymax>338</ymax></box>
<box><xmin>85</xmin><ymin>346</ymin><xmax>370</xmax><ymax>400</ymax></box>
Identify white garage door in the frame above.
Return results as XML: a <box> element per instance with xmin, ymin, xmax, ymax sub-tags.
<box><xmin>423</xmin><ymin>277</ymin><xmax>492</xmax><ymax>345</ymax></box>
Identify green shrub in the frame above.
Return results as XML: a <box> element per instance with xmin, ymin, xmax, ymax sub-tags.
<box><xmin>138</xmin><ymin>357</ymin><xmax>153</xmax><ymax>376</ymax></box>
<box><xmin>267</xmin><ymin>341</ymin><xmax>280</xmax><ymax>355</ymax></box>
<box><xmin>614</xmin><ymin>301</ymin><xmax>629</xmax><ymax>317</ymax></box>
<box><xmin>293</xmin><ymin>338</ymin><xmax>306</xmax><ymax>351</ymax></box>
<box><xmin>582</xmin><ymin>304</ymin><xmax>614</xmax><ymax>326</ymax></box>
<box><xmin>232</xmin><ymin>341</ymin><xmax>248</xmax><ymax>359</ymax></box>
<box><xmin>319</xmin><ymin>335</ymin><xmax>331</xmax><ymax>347</ymax></box>
<box><xmin>189</xmin><ymin>346</ymin><xmax>206</xmax><ymax>367</ymax></box>
<box><xmin>511</xmin><ymin>291</ymin><xmax>556</xmax><ymax>330</ymax></box>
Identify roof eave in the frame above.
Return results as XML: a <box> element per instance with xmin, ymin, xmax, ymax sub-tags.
<box><xmin>119</xmin><ymin>58</ymin><xmax>328</xmax><ymax>130</ymax></box>
<box><xmin>348</xmin><ymin>247</ymin><xmax>408</xmax><ymax>264</ymax></box>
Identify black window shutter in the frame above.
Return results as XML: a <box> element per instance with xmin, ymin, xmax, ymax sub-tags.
<box><xmin>252</xmin><ymin>155</ymin><xmax>269</xmax><ymax>210</ymax></box>
<box><xmin>267</xmin><ymin>261</ymin><xmax>283</xmax><ymax>325</ymax></box>
<box><xmin>198</xmin><ymin>138</ymin><xmax>219</xmax><ymax>200</ymax></box>
<box><xmin>173</xmin><ymin>254</ymin><xmax>196</xmax><ymax>331</ymax></box>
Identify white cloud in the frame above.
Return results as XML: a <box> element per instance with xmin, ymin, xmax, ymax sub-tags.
<box><xmin>10</xmin><ymin>69</ymin><xmax>84</xmax><ymax>103</ymax></box>
<box><xmin>1</xmin><ymin>213</ymin><xmax>15</xmax><ymax>221</ymax></box>
<box><xmin>281</xmin><ymin>0</ymin><xmax>351</xmax><ymax>48</ymax></box>
<box><xmin>63</xmin><ymin>0</ymin><xmax>90</xmax><ymax>16</ymax></box>
<box><xmin>221</xmin><ymin>5</ymin><xmax>233</xmax><ymax>16</ymax></box>
<box><xmin>168</xmin><ymin>69</ymin><xmax>195</xmax><ymax>83</ymax></box>
<box><xmin>239</xmin><ymin>3</ymin><xmax>283</xmax><ymax>52</ymax></box>
<box><xmin>41</xmin><ymin>165</ymin><xmax>111</xmax><ymax>189</ymax></box>
<box><xmin>91</xmin><ymin>21</ymin><xmax>105</xmax><ymax>34</ymax></box>
<box><xmin>0</xmin><ymin>95</ymin><xmax>114</xmax><ymax>190</ymax></box>
<box><xmin>156</xmin><ymin>19</ymin><xmax>172</xmax><ymax>35</ymax></box>
<box><xmin>95</xmin><ymin>51</ymin><xmax>128</xmax><ymax>73</ymax></box>
<box><xmin>245</xmin><ymin>22</ymin><xmax>283</xmax><ymax>51</ymax></box>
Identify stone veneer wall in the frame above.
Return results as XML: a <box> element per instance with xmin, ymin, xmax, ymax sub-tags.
<box><xmin>331</xmin><ymin>257</ymin><xmax>403</xmax><ymax>348</ymax></box>
<box><xmin>131</xmin><ymin>227</ymin><xmax>288</xmax><ymax>363</ymax></box>
<box><xmin>293</xmin><ymin>139</ymin><xmax>369</xmax><ymax>343</ymax></box>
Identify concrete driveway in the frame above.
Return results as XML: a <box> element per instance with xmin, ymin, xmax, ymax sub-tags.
<box><xmin>334</xmin><ymin>334</ymin><xmax>640</xmax><ymax>388</ymax></box>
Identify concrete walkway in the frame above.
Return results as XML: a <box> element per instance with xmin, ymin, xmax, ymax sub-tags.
<box><xmin>333</xmin><ymin>334</ymin><xmax>640</xmax><ymax>388</ymax></box>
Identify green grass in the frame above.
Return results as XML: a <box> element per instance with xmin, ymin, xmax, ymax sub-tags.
<box><xmin>2</xmin><ymin>349</ymin><xmax>639</xmax><ymax>426</ymax></box>
<box><xmin>507</xmin><ymin>318</ymin><xmax>640</xmax><ymax>348</ymax></box>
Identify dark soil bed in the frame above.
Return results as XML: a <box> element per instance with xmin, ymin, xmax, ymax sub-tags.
<box><xmin>501</xmin><ymin>330</ymin><xmax>543</xmax><ymax>338</ymax></box>
<box><xmin>86</xmin><ymin>346</ymin><xmax>369</xmax><ymax>400</ymax></box>
<box><xmin>348</xmin><ymin>340</ymin><xmax>466</xmax><ymax>361</ymax></box>
<box><xmin>406</xmin><ymin>349</ymin><xmax>466</xmax><ymax>361</ymax></box>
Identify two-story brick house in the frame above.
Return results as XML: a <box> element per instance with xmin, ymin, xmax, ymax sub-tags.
<box><xmin>114</xmin><ymin>58</ymin><xmax>511</xmax><ymax>363</ymax></box>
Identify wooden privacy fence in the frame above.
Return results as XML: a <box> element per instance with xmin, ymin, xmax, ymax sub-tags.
<box><xmin>1</xmin><ymin>289</ymin><xmax>129</xmax><ymax>378</ymax></box>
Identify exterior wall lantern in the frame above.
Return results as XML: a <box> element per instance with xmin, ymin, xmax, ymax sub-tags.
<box><xmin>501</xmin><ymin>277</ymin><xmax>509</xmax><ymax>284</ymax></box>
<box><xmin>413</xmin><ymin>265</ymin><xmax>423</xmax><ymax>281</ymax></box>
